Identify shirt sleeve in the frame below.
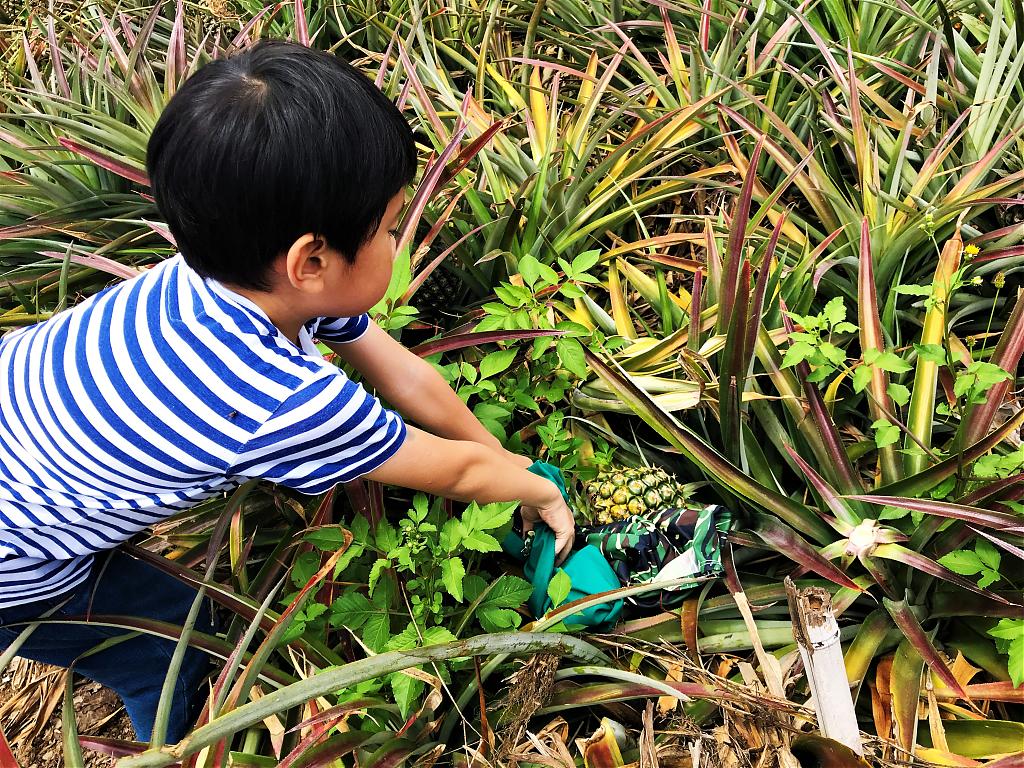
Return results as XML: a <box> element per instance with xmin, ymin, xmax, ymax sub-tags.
<box><xmin>229</xmin><ymin>372</ymin><xmax>406</xmax><ymax>494</ymax></box>
<box><xmin>307</xmin><ymin>314</ymin><xmax>371</xmax><ymax>344</ymax></box>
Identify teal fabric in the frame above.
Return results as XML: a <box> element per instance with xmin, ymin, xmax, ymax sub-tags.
<box><xmin>502</xmin><ymin>462</ymin><xmax>623</xmax><ymax>628</ymax></box>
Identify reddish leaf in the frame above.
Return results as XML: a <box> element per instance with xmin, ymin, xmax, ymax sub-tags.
<box><xmin>410</xmin><ymin>328</ymin><xmax>563</xmax><ymax>358</ymax></box>
<box><xmin>76</xmin><ymin>736</ymin><xmax>151</xmax><ymax>760</ymax></box>
<box><xmin>849</xmin><ymin>495</ymin><xmax>1022</xmax><ymax>531</ymax></box>
<box><xmin>38</xmin><ymin>250</ymin><xmax>142</xmax><ymax>280</ymax></box>
<box><xmin>751</xmin><ymin>514</ymin><xmax>862</xmax><ymax>591</ymax></box>
<box><xmin>873</xmin><ymin>543</ymin><xmax>1014</xmax><ymax>605</ymax></box>
<box><xmin>963</xmin><ymin>291</ymin><xmax>1024</xmax><ymax>445</ymax></box>
<box><xmin>0</xmin><ymin>725</ymin><xmax>18</xmax><ymax>768</ymax></box>
<box><xmin>783</xmin><ymin>444</ymin><xmax>857</xmax><ymax>529</ymax></box>
<box><xmin>293</xmin><ymin>0</ymin><xmax>309</xmax><ymax>45</ymax></box>
<box><xmin>718</xmin><ymin>137</ymin><xmax>763</xmax><ymax>334</ymax></box>
<box><xmin>57</xmin><ymin>138</ymin><xmax>150</xmax><ymax>186</ymax></box>
<box><xmin>884</xmin><ymin>598</ymin><xmax>968</xmax><ymax>699</ymax></box>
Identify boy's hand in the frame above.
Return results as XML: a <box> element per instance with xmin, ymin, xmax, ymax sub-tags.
<box><xmin>521</xmin><ymin>496</ymin><xmax>575</xmax><ymax>563</ymax></box>
<box><xmin>366</xmin><ymin>427</ymin><xmax>577</xmax><ymax>558</ymax></box>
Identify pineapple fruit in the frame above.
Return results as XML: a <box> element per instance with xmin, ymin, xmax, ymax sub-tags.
<box><xmin>201</xmin><ymin>0</ymin><xmax>239</xmax><ymax>41</ymax></box>
<box><xmin>0</xmin><ymin>0</ymin><xmax>23</xmax><ymax>21</ymax></box>
<box><xmin>585</xmin><ymin>466</ymin><xmax>687</xmax><ymax>524</ymax></box>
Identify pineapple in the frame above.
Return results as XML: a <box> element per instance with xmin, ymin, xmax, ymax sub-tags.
<box><xmin>201</xmin><ymin>0</ymin><xmax>239</xmax><ymax>42</ymax></box>
<box><xmin>414</xmin><ymin>266</ymin><xmax>464</xmax><ymax>325</ymax></box>
<box><xmin>585</xmin><ymin>465</ymin><xmax>687</xmax><ymax>524</ymax></box>
<box><xmin>0</xmin><ymin>0</ymin><xmax>24</xmax><ymax>22</ymax></box>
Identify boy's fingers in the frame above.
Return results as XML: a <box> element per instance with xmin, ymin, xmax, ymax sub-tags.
<box><xmin>554</xmin><ymin>530</ymin><xmax>574</xmax><ymax>564</ymax></box>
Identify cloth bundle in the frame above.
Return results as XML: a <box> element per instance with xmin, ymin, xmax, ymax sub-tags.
<box><xmin>502</xmin><ymin>462</ymin><xmax>732</xmax><ymax>629</ymax></box>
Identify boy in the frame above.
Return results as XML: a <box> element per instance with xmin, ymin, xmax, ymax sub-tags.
<box><xmin>0</xmin><ymin>40</ymin><xmax>574</xmax><ymax>742</ymax></box>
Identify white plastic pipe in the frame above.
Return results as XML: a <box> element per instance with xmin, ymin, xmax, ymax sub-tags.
<box><xmin>785</xmin><ymin>577</ymin><xmax>864</xmax><ymax>755</ymax></box>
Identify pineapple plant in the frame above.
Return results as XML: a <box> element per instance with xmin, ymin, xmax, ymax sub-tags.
<box><xmin>584</xmin><ymin>465</ymin><xmax>688</xmax><ymax>524</ymax></box>
<box><xmin>414</xmin><ymin>266</ymin><xmax>465</xmax><ymax>327</ymax></box>
<box><xmin>0</xmin><ymin>0</ymin><xmax>23</xmax><ymax>21</ymax></box>
<box><xmin>200</xmin><ymin>0</ymin><xmax>239</xmax><ymax>41</ymax></box>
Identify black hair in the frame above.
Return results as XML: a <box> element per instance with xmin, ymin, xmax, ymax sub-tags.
<box><xmin>146</xmin><ymin>40</ymin><xmax>417</xmax><ymax>289</ymax></box>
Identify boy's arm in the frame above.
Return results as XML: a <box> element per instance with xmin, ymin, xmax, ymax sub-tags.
<box><xmin>365</xmin><ymin>426</ymin><xmax>575</xmax><ymax>558</ymax></box>
<box><xmin>326</xmin><ymin>323</ymin><xmax>529</xmax><ymax>467</ymax></box>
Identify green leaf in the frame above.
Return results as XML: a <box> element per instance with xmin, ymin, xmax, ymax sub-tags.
<box><xmin>937</xmin><ymin>550</ymin><xmax>984</xmax><ymax>576</ymax></box>
<box><xmin>853</xmin><ymin>365</ymin><xmax>872</xmax><ymax>393</ymax></box>
<box><xmin>477</xmin><ymin>606</ymin><xmax>522</xmax><ymax>632</ymax></box>
<box><xmin>350</xmin><ymin>514</ymin><xmax>370</xmax><ymax>544</ymax></box>
<box><xmin>560</xmin><ymin>283</ymin><xmax>585</xmax><ymax>299</ymax></box>
<box><xmin>462</xmin><ymin>574</ymin><xmax>488</xmax><ymax>602</ymax></box>
<box><xmin>887</xmin><ymin>383</ymin><xmax>911</xmax><ymax>406</ymax></box>
<box><xmin>441</xmin><ymin>556</ymin><xmax>466</xmax><ymax>602</ymax></box>
<box><xmin>914</xmin><ymin>343</ymin><xmax>946</xmax><ymax>363</ymax></box>
<box><xmin>556</xmin><ymin>337</ymin><xmax>588</xmax><ymax>378</ymax></box>
<box><xmin>411</xmin><ymin>494</ymin><xmax>429</xmax><ymax>522</ymax></box>
<box><xmin>572</xmin><ymin>250</ymin><xmax>601</xmax><ymax>274</ymax></box>
<box><xmin>367</xmin><ymin>558</ymin><xmax>389</xmax><ymax>596</ymax></box>
<box><xmin>329</xmin><ymin>592</ymin><xmax>374</xmax><ymax>630</ymax></box>
<box><xmin>822</xmin><ymin>296</ymin><xmax>846</xmax><ymax>326</ymax></box>
<box><xmin>334</xmin><ymin>542</ymin><xmax>365</xmax><ymax>577</ymax></box>
<box><xmin>818</xmin><ymin>342</ymin><xmax>846</xmax><ymax>366</ymax></box>
<box><xmin>303</xmin><ymin>526</ymin><xmax>349</xmax><ymax>551</ymax></box>
<box><xmin>360</xmin><ymin>612</ymin><xmax>390</xmax><ymax>652</ymax></box>
<box><xmin>290</xmin><ymin>551</ymin><xmax>320</xmax><ymax>588</ymax></box>
<box><xmin>473</xmin><ymin>402</ymin><xmax>511</xmax><ymax>422</ymax></box>
<box><xmin>461</xmin><ymin>530</ymin><xmax>501</xmax><ymax>553</ymax></box>
<box><xmin>954</xmin><ymin>374</ymin><xmax>975</xmax><ymax>399</ymax></box>
<box><xmin>975</xmin><ymin>538</ymin><xmax>1001</xmax><ymax>572</ymax></box>
<box><xmin>460</xmin><ymin>361</ymin><xmax>479</xmax><ymax>384</ymax></box>
<box><xmin>988</xmin><ymin>619</ymin><xmax>1024</xmax><ymax>687</ymax></box>
<box><xmin>871</xmin><ymin>418</ymin><xmax>900</xmax><ymax>448</ymax></box>
<box><xmin>966</xmin><ymin>362</ymin><xmax>1013</xmax><ymax>391</ymax></box>
<box><xmin>895</xmin><ymin>284</ymin><xmax>932</xmax><ymax>296</ymax></box>
<box><xmin>375</xmin><ymin>521</ymin><xmax>399</xmax><ymax>552</ymax></box>
<box><xmin>833</xmin><ymin>321</ymin><xmax>858</xmax><ymax>334</ymax></box>
<box><xmin>480</xmin><ymin>574</ymin><xmax>533</xmax><ymax>608</ymax></box>
<box><xmin>519</xmin><ymin>255</ymin><xmax>542</xmax><ymax>287</ymax></box>
<box><xmin>873</xmin><ymin>351</ymin><xmax>912</xmax><ymax>374</ymax></box>
<box><xmin>440</xmin><ymin>519</ymin><xmax>463</xmax><ymax>553</ymax></box>
<box><xmin>782</xmin><ymin>341</ymin><xmax>815</xmax><ymax>368</ymax></box>
<box><xmin>537</xmin><ymin>262</ymin><xmax>560</xmax><ymax>286</ymax></box>
<box><xmin>479</xmin><ymin>348</ymin><xmax>518</xmax><ymax>379</ymax></box>
<box><xmin>547</xmin><ymin>569</ymin><xmax>572</xmax><ymax>608</ymax></box>
<box><xmin>390</xmin><ymin>672</ymin><xmax>424</xmax><ymax>718</ymax></box>
<box><xmin>463</xmin><ymin>501</ymin><xmax>516</xmax><ymax>532</ymax></box>
<box><xmin>482</xmin><ymin>302</ymin><xmax>510</xmax><ymax>317</ymax></box>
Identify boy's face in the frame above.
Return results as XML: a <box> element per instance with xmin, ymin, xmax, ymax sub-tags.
<box><xmin>329</xmin><ymin>191</ymin><xmax>406</xmax><ymax>315</ymax></box>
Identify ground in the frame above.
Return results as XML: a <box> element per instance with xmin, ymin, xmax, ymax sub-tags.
<box><xmin>0</xmin><ymin>658</ymin><xmax>134</xmax><ymax>768</ymax></box>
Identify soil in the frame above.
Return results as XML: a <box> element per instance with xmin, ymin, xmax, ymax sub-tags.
<box><xmin>0</xmin><ymin>659</ymin><xmax>135</xmax><ymax>768</ymax></box>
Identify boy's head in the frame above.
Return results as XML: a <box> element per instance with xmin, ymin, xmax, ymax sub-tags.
<box><xmin>146</xmin><ymin>41</ymin><xmax>416</xmax><ymax>303</ymax></box>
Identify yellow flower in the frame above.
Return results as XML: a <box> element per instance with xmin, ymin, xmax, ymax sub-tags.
<box><xmin>964</xmin><ymin>244</ymin><xmax>980</xmax><ymax>257</ymax></box>
<box><xmin>994</xmin><ymin>271</ymin><xmax>1006</xmax><ymax>289</ymax></box>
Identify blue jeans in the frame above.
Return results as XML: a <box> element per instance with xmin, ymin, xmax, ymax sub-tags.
<box><xmin>0</xmin><ymin>548</ymin><xmax>213</xmax><ymax>743</ymax></box>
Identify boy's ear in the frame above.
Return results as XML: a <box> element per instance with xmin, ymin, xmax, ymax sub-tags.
<box><xmin>284</xmin><ymin>233</ymin><xmax>331</xmax><ymax>291</ymax></box>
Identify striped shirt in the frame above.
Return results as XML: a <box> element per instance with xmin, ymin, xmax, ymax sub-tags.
<box><xmin>0</xmin><ymin>255</ymin><xmax>406</xmax><ymax>608</ymax></box>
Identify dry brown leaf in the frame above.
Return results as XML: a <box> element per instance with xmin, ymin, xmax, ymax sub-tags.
<box><xmin>658</xmin><ymin>663</ymin><xmax>685</xmax><ymax>716</ymax></box>
<box><xmin>640</xmin><ymin>701</ymin><xmax>659</xmax><ymax>768</ymax></box>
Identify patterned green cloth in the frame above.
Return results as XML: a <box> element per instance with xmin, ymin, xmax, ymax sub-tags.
<box><xmin>502</xmin><ymin>462</ymin><xmax>732</xmax><ymax>628</ymax></box>
<box><xmin>582</xmin><ymin>504</ymin><xmax>732</xmax><ymax>609</ymax></box>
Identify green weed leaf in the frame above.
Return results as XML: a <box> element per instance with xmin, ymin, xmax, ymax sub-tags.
<box><xmin>479</xmin><ymin>348</ymin><xmax>518</xmax><ymax>379</ymax></box>
<box><xmin>441</xmin><ymin>556</ymin><xmax>466</xmax><ymax>602</ymax></box>
<box><xmin>547</xmin><ymin>569</ymin><xmax>572</xmax><ymax>608</ymax></box>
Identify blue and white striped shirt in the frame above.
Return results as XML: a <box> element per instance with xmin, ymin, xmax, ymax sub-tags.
<box><xmin>0</xmin><ymin>255</ymin><xmax>406</xmax><ymax>608</ymax></box>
